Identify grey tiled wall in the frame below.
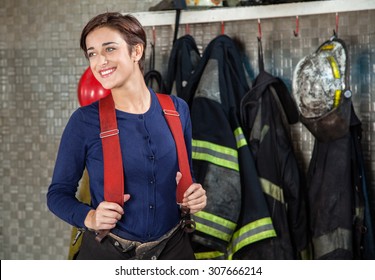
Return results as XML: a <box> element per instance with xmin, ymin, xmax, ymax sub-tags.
<box><xmin>0</xmin><ymin>0</ymin><xmax>374</xmax><ymax>259</ymax></box>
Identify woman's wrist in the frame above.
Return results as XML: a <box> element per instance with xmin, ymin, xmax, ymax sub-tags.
<box><xmin>84</xmin><ymin>209</ymin><xmax>96</xmax><ymax>230</ymax></box>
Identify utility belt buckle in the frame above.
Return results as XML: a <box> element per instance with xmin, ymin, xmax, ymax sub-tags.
<box><xmin>180</xmin><ymin>205</ymin><xmax>196</xmax><ymax>233</ymax></box>
<box><xmin>94</xmin><ymin>229</ymin><xmax>110</xmax><ymax>243</ymax></box>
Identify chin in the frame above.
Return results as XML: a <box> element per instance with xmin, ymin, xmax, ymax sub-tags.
<box><xmin>99</xmin><ymin>81</ymin><xmax>113</xmax><ymax>90</ymax></box>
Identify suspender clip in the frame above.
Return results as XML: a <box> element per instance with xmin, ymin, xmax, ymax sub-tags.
<box><xmin>163</xmin><ymin>109</ymin><xmax>180</xmax><ymax>117</ymax></box>
<box><xmin>100</xmin><ymin>129</ymin><xmax>119</xmax><ymax>138</ymax></box>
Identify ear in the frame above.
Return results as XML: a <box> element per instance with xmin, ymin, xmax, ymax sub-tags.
<box><xmin>132</xmin><ymin>44</ymin><xmax>144</xmax><ymax>62</ymax></box>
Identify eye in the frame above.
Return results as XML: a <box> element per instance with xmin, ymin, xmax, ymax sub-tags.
<box><xmin>106</xmin><ymin>47</ymin><xmax>116</xmax><ymax>52</ymax></box>
<box><xmin>87</xmin><ymin>52</ymin><xmax>96</xmax><ymax>58</ymax></box>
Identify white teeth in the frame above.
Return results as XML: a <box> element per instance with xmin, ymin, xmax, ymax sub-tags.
<box><xmin>101</xmin><ymin>69</ymin><xmax>114</xmax><ymax>75</ymax></box>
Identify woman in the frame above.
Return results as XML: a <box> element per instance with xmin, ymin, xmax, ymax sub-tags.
<box><xmin>47</xmin><ymin>12</ymin><xmax>206</xmax><ymax>260</ymax></box>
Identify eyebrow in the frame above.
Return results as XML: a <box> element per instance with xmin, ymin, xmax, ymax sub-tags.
<box><xmin>86</xmin><ymin>41</ymin><xmax>119</xmax><ymax>51</ymax></box>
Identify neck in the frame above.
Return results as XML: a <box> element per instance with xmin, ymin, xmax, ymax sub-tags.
<box><xmin>111</xmin><ymin>83</ymin><xmax>151</xmax><ymax>114</ymax></box>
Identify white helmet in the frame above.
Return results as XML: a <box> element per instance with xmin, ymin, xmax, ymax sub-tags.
<box><xmin>292</xmin><ymin>38</ymin><xmax>352</xmax><ymax>142</ymax></box>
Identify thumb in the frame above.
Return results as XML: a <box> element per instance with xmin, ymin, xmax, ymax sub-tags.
<box><xmin>124</xmin><ymin>194</ymin><xmax>131</xmax><ymax>203</ymax></box>
<box><xmin>175</xmin><ymin>171</ymin><xmax>182</xmax><ymax>185</ymax></box>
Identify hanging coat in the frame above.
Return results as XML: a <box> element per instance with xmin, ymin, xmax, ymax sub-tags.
<box><xmin>181</xmin><ymin>34</ymin><xmax>276</xmax><ymax>259</ymax></box>
<box><xmin>164</xmin><ymin>34</ymin><xmax>201</xmax><ymax>96</ymax></box>
<box><xmin>293</xmin><ymin>37</ymin><xmax>375</xmax><ymax>259</ymax></box>
<box><xmin>306</xmin><ymin>106</ymin><xmax>375</xmax><ymax>259</ymax></box>
<box><xmin>350</xmin><ymin>108</ymin><xmax>375</xmax><ymax>259</ymax></box>
<box><xmin>240</xmin><ymin>67</ymin><xmax>308</xmax><ymax>259</ymax></box>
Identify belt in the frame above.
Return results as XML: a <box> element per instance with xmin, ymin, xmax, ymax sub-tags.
<box><xmin>108</xmin><ymin>222</ymin><xmax>181</xmax><ymax>260</ymax></box>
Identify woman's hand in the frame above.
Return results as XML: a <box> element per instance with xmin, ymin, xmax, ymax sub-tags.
<box><xmin>84</xmin><ymin>194</ymin><xmax>130</xmax><ymax>231</ymax></box>
<box><xmin>176</xmin><ymin>172</ymin><xmax>207</xmax><ymax>214</ymax></box>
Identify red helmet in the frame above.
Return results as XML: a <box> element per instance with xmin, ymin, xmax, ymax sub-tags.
<box><xmin>77</xmin><ymin>67</ymin><xmax>111</xmax><ymax>106</ymax></box>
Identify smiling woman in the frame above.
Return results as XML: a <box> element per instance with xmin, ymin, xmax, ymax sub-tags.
<box><xmin>85</xmin><ymin>26</ymin><xmax>143</xmax><ymax>97</ymax></box>
<box><xmin>80</xmin><ymin>14</ymin><xmax>148</xmax><ymax>109</ymax></box>
<box><xmin>46</xmin><ymin>12</ymin><xmax>206</xmax><ymax>260</ymax></box>
<box><xmin>80</xmin><ymin>13</ymin><xmax>146</xmax><ymax>69</ymax></box>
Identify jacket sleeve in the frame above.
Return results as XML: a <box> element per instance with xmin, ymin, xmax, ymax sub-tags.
<box><xmin>280</xmin><ymin>148</ymin><xmax>309</xmax><ymax>255</ymax></box>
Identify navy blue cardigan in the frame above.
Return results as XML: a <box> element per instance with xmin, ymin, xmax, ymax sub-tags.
<box><xmin>47</xmin><ymin>89</ymin><xmax>193</xmax><ymax>242</ymax></box>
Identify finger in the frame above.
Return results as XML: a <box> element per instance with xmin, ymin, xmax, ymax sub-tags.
<box><xmin>175</xmin><ymin>171</ymin><xmax>182</xmax><ymax>185</ymax></box>
<box><xmin>98</xmin><ymin>201</ymin><xmax>123</xmax><ymax>212</ymax></box>
<box><xmin>97</xmin><ymin>201</ymin><xmax>124</xmax><ymax>217</ymax></box>
<box><xmin>183</xmin><ymin>194</ymin><xmax>206</xmax><ymax>207</ymax></box>
<box><xmin>96</xmin><ymin>208</ymin><xmax>123</xmax><ymax>221</ymax></box>
<box><xmin>184</xmin><ymin>184</ymin><xmax>205</xmax><ymax>199</ymax></box>
<box><xmin>183</xmin><ymin>183</ymin><xmax>200</xmax><ymax>198</ymax></box>
<box><xmin>92</xmin><ymin>212</ymin><xmax>119</xmax><ymax>230</ymax></box>
<box><xmin>187</xmin><ymin>201</ymin><xmax>207</xmax><ymax>214</ymax></box>
<box><xmin>124</xmin><ymin>194</ymin><xmax>131</xmax><ymax>203</ymax></box>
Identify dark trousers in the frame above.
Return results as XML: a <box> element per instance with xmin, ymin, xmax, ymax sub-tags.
<box><xmin>75</xmin><ymin>227</ymin><xmax>195</xmax><ymax>260</ymax></box>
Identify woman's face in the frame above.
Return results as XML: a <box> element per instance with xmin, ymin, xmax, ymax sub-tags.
<box><xmin>85</xmin><ymin>26</ymin><xmax>139</xmax><ymax>90</ymax></box>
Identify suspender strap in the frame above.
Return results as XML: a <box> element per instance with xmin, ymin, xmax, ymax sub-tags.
<box><xmin>98</xmin><ymin>93</ymin><xmax>192</xmax><ymax>214</ymax></box>
<box><xmin>156</xmin><ymin>93</ymin><xmax>193</xmax><ymax>203</ymax></box>
<box><xmin>99</xmin><ymin>94</ymin><xmax>124</xmax><ymax>207</ymax></box>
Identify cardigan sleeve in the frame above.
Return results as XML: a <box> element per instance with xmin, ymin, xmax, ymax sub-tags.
<box><xmin>47</xmin><ymin>109</ymin><xmax>93</xmax><ymax>228</ymax></box>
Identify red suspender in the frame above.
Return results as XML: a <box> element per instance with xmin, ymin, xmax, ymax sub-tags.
<box><xmin>156</xmin><ymin>93</ymin><xmax>193</xmax><ymax>203</ymax></box>
<box><xmin>99</xmin><ymin>93</ymin><xmax>193</xmax><ymax>207</ymax></box>
<box><xmin>99</xmin><ymin>94</ymin><xmax>124</xmax><ymax>207</ymax></box>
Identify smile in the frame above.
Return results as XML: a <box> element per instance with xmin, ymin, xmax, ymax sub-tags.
<box><xmin>99</xmin><ymin>67</ymin><xmax>116</xmax><ymax>78</ymax></box>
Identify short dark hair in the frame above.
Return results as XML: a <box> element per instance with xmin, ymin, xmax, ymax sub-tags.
<box><xmin>80</xmin><ymin>12</ymin><xmax>147</xmax><ymax>73</ymax></box>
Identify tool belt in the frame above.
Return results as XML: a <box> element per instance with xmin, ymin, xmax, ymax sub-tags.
<box><xmin>109</xmin><ymin>222</ymin><xmax>181</xmax><ymax>260</ymax></box>
<box><xmin>109</xmin><ymin>208</ymin><xmax>195</xmax><ymax>259</ymax></box>
<box><xmin>72</xmin><ymin>206</ymin><xmax>196</xmax><ymax>260</ymax></box>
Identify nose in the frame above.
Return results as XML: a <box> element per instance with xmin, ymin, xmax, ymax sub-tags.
<box><xmin>99</xmin><ymin>53</ymin><xmax>108</xmax><ymax>66</ymax></box>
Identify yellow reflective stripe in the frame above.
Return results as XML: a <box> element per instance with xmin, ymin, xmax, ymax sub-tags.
<box><xmin>194</xmin><ymin>211</ymin><xmax>237</xmax><ymax>230</ymax></box>
<box><xmin>192</xmin><ymin>139</ymin><xmax>239</xmax><ymax>171</ymax></box>
<box><xmin>195</xmin><ymin>222</ymin><xmax>232</xmax><ymax>242</ymax></box>
<box><xmin>194</xmin><ymin>211</ymin><xmax>237</xmax><ymax>242</ymax></box>
<box><xmin>229</xmin><ymin>217</ymin><xmax>276</xmax><ymax>258</ymax></box>
<box><xmin>326</xmin><ymin>56</ymin><xmax>342</xmax><ymax>107</ymax></box>
<box><xmin>259</xmin><ymin>177</ymin><xmax>285</xmax><ymax>203</ymax></box>
<box><xmin>320</xmin><ymin>44</ymin><xmax>334</xmax><ymax>51</ymax></box>
<box><xmin>234</xmin><ymin>127</ymin><xmax>247</xmax><ymax>148</ymax></box>
<box><xmin>192</xmin><ymin>152</ymin><xmax>239</xmax><ymax>171</ymax></box>
<box><xmin>194</xmin><ymin>251</ymin><xmax>225</xmax><ymax>260</ymax></box>
<box><xmin>355</xmin><ymin>206</ymin><xmax>364</xmax><ymax>220</ymax></box>
<box><xmin>300</xmin><ymin>246</ymin><xmax>312</xmax><ymax>260</ymax></box>
<box><xmin>333</xmin><ymin>89</ymin><xmax>342</xmax><ymax>108</ymax></box>
<box><xmin>313</xmin><ymin>227</ymin><xmax>352</xmax><ymax>259</ymax></box>
<box><xmin>327</xmin><ymin>56</ymin><xmax>341</xmax><ymax>79</ymax></box>
<box><xmin>192</xmin><ymin>140</ymin><xmax>238</xmax><ymax>158</ymax></box>
<box><xmin>260</xmin><ymin>125</ymin><xmax>269</xmax><ymax>143</ymax></box>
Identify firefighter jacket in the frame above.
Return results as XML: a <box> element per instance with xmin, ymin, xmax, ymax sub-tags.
<box><xmin>181</xmin><ymin>35</ymin><xmax>276</xmax><ymax>259</ymax></box>
<box><xmin>350</xmin><ymin>107</ymin><xmax>375</xmax><ymax>259</ymax></box>
<box><xmin>306</xmin><ymin>105</ymin><xmax>375</xmax><ymax>259</ymax></box>
<box><xmin>292</xmin><ymin>37</ymin><xmax>375</xmax><ymax>259</ymax></box>
<box><xmin>240</xmin><ymin>69</ymin><xmax>309</xmax><ymax>259</ymax></box>
<box><xmin>164</xmin><ymin>34</ymin><xmax>201</xmax><ymax>96</ymax></box>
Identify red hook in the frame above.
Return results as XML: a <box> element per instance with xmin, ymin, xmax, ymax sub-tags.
<box><xmin>293</xmin><ymin>16</ymin><xmax>299</xmax><ymax>37</ymax></box>
<box><xmin>221</xmin><ymin>21</ymin><xmax>225</xmax><ymax>35</ymax></box>
<box><xmin>257</xmin><ymin>19</ymin><xmax>262</xmax><ymax>40</ymax></box>
<box><xmin>185</xmin><ymin>23</ymin><xmax>190</xmax><ymax>35</ymax></box>
<box><xmin>334</xmin><ymin>12</ymin><xmax>339</xmax><ymax>36</ymax></box>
